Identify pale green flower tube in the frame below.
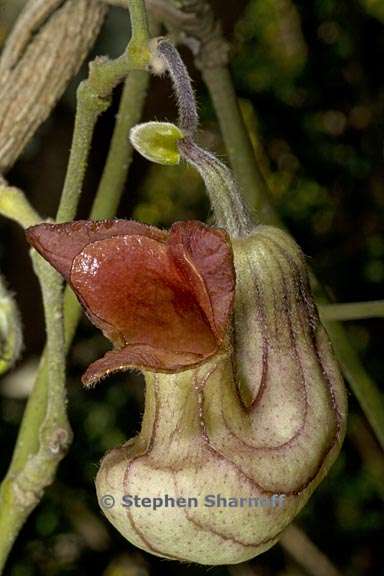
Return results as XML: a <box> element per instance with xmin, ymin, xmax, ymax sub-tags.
<box><xmin>95</xmin><ymin>226</ymin><xmax>346</xmax><ymax>564</ymax></box>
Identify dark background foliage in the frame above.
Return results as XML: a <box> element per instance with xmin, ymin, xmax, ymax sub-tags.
<box><xmin>0</xmin><ymin>1</ymin><xmax>383</xmax><ymax>575</ymax></box>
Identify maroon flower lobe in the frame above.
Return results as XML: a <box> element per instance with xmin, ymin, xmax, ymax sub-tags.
<box><xmin>26</xmin><ymin>220</ymin><xmax>235</xmax><ymax>386</ymax></box>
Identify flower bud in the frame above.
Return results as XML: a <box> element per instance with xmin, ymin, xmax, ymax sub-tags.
<box><xmin>130</xmin><ymin>122</ymin><xmax>184</xmax><ymax>166</ymax></box>
<box><xmin>95</xmin><ymin>225</ymin><xmax>346</xmax><ymax>565</ymax></box>
<box><xmin>0</xmin><ymin>276</ymin><xmax>23</xmax><ymax>376</ymax></box>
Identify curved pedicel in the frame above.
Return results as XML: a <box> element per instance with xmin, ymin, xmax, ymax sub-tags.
<box><xmin>96</xmin><ymin>226</ymin><xmax>347</xmax><ymax>565</ymax></box>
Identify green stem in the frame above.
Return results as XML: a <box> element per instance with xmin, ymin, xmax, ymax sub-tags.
<box><xmin>9</xmin><ymin>68</ymin><xmax>150</xmax><ymax>471</ymax></box>
<box><xmin>90</xmin><ymin>70</ymin><xmax>149</xmax><ymax>218</ymax></box>
<box><xmin>57</xmin><ymin>0</ymin><xmax>150</xmax><ymax>224</ymax></box>
<box><xmin>56</xmin><ymin>86</ymin><xmax>110</xmax><ymax>223</ymax></box>
<box><xmin>128</xmin><ymin>0</ymin><xmax>150</xmax><ymax>45</ymax></box>
<box><xmin>323</xmin><ymin>319</ymin><xmax>384</xmax><ymax>450</ymax></box>
<box><xmin>319</xmin><ymin>300</ymin><xmax>384</xmax><ymax>321</ymax></box>
<box><xmin>0</xmin><ymin>255</ymin><xmax>71</xmax><ymax>572</ymax></box>
<box><xmin>0</xmin><ymin>183</ymin><xmax>41</xmax><ymax>228</ymax></box>
<box><xmin>348</xmin><ymin>414</ymin><xmax>384</xmax><ymax>500</ymax></box>
<box><xmin>202</xmin><ymin>66</ymin><xmax>278</xmax><ymax>226</ymax></box>
<box><xmin>280</xmin><ymin>524</ymin><xmax>342</xmax><ymax>576</ymax></box>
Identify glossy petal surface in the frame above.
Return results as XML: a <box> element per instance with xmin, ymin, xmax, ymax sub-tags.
<box><xmin>26</xmin><ymin>220</ymin><xmax>235</xmax><ymax>384</ymax></box>
<box><xmin>26</xmin><ymin>220</ymin><xmax>166</xmax><ymax>281</ymax></box>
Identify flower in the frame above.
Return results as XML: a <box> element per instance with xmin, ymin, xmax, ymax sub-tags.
<box><xmin>26</xmin><ymin>218</ymin><xmax>346</xmax><ymax>565</ymax></box>
<box><xmin>26</xmin><ymin>219</ymin><xmax>235</xmax><ymax>386</ymax></box>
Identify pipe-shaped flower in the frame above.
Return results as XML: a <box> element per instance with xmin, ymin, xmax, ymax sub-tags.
<box><xmin>26</xmin><ymin>218</ymin><xmax>346</xmax><ymax>565</ymax></box>
<box><xmin>26</xmin><ymin>220</ymin><xmax>235</xmax><ymax>386</ymax></box>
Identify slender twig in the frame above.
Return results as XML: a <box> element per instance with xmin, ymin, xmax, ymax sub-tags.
<box><xmin>0</xmin><ymin>44</ymin><xmax>150</xmax><ymax>576</ymax></box>
<box><xmin>319</xmin><ymin>300</ymin><xmax>384</xmax><ymax>321</ymax></box>
<box><xmin>56</xmin><ymin>87</ymin><xmax>110</xmax><ymax>223</ymax></box>
<box><xmin>227</xmin><ymin>524</ymin><xmax>344</xmax><ymax>576</ymax></box>
<box><xmin>0</xmin><ymin>181</ymin><xmax>41</xmax><ymax>228</ymax></box>
<box><xmin>203</xmin><ymin>66</ymin><xmax>278</xmax><ymax>226</ymax></box>
<box><xmin>280</xmin><ymin>524</ymin><xmax>343</xmax><ymax>576</ymax></box>
<box><xmin>349</xmin><ymin>414</ymin><xmax>384</xmax><ymax>500</ymax></box>
<box><xmin>90</xmin><ymin>71</ymin><xmax>149</xmax><ymax>218</ymax></box>
<box><xmin>0</xmin><ymin>239</ymin><xmax>71</xmax><ymax>573</ymax></box>
<box><xmin>57</xmin><ymin>0</ymin><xmax>151</xmax><ymax>223</ymax></box>
<box><xmin>127</xmin><ymin>0</ymin><xmax>150</xmax><ymax>45</ymax></box>
<box><xmin>323</xmin><ymin>319</ymin><xmax>384</xmax><ymax>450</ymax></box>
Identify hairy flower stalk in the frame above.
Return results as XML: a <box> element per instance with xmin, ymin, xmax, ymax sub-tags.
<box><xmin>26</xmin><ymin>39</ymin><xmax>347</xmax><ymax>565</ymax></box>
<box><xmin>156</xmin><ymin>38</ymin><xmax>253</xmax><ymax>237</ymax></box>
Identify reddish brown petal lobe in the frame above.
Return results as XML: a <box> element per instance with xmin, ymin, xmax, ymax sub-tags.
<box><xmin>71</xmin><ymin>234</ymin><xmax>217</xmax><ymax>356</ymax></box>
<box><xmin>82</xmin><ymin>344</ymin><xmax>210</xmax><ymax>387</ymax></box>
<box><xmin>26</xmin><ymin>220</ymin><xmax>235</xmax><ymax>383</ymax></box>
<box><xmin>169</xmin><ymin>221</ymin><xmax>235</xmax><ymax>340</ymax></box>
<box><xmin>26</xmin><ymin>220</ymin><xmax>167</xmax><ymax>280</ymax></box>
